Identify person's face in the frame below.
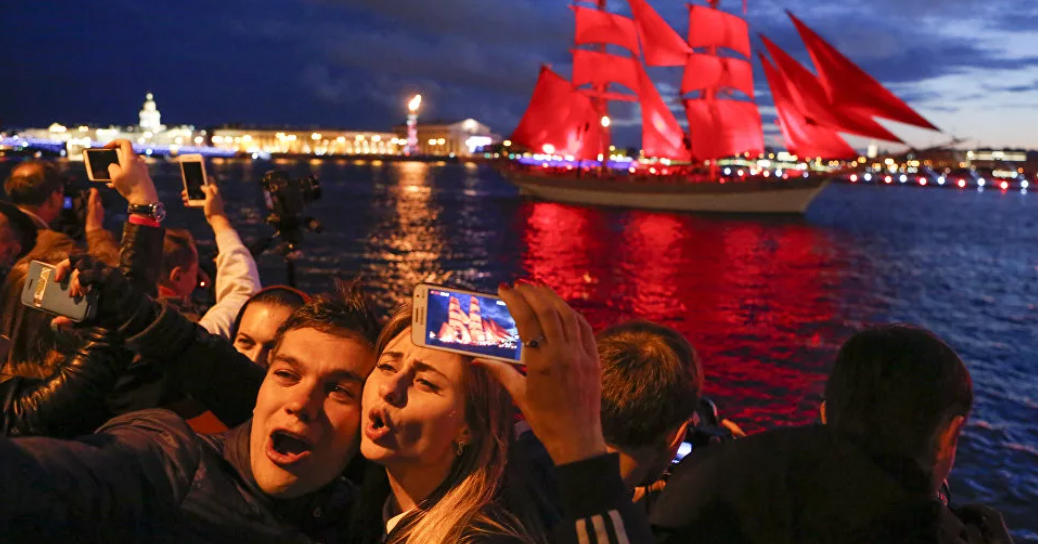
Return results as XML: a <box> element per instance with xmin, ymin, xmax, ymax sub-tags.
<box><xmin>361</xmin><ymin>328</ymin><xmax>470</xmax><ymax>470</ymax></box>
<box><xmin>171</xmin><ymin>250</ymin><xmax>199</xmax><ymax>299</ymax></box>
<box><xmin>249</xmin><ymin>327</ymin><xmax>375</xmax><ymax>499</ymax></box>
<box><xmin>234</xmin><ymin>302</ymin><xmax>295</xmax><ymax>368</ymax></box>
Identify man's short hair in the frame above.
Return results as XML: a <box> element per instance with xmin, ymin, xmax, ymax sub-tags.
<box><xmin>271</xmin><ymin>278</ymin><xmax>381</xmax><ymax>356</ymax></box>
<box><xmin>161</xmin><ymin>228</ymin><xmax>197</xmax><ymax>279</ymax></box>
<box><xmin>825</xmin><ymin>324</ymin><xmax>973</xmax><ymax>461</ymax></box>
<box><xmin>598</xmin><ymin>320</ymin><xmax>703</xmax><ymax>448</ymax></box>
<box><xmin>4</xmin><ymin>161</ymin><xmax>64</xmax><ymax>207</ymax></box>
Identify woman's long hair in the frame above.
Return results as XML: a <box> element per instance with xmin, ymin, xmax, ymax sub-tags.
<box><xmin>363</xmin><ymin>304</ymin><xmax>547</xmax><ymax>544</ymax></box>
<box><xmin>0</xmin><ymin>232</ymin><xmax>77</xmax><ymax>380</ymax></box>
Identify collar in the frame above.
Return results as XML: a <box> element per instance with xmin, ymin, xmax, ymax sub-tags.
<box><xmin>222</xmin><ymin>420</ymin><xmax>358</xmax><ymax>534</ymax></box>
<box><xmin>17</xmin><ymin>207</ymin><xmax>50</xmax><ymax>230</ymax></box>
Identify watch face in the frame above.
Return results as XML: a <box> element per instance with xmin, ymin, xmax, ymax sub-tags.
<box><xmin>152</xmin><ymin>203</ymin><xmax>167</xmax><ymax>222</ymax></box>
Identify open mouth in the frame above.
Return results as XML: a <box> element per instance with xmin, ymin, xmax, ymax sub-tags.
<box><xmin>266</xmin><ymin>430</ymin><xmax>314</xmax><ymax>465</ymax></box>
<box><xmin>365</xmin><ymin>409</ymin><xmax>392</xmax><ymax>442</ymax></box>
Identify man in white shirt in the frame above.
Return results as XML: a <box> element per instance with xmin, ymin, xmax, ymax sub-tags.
<box><xmin>157</xmin><ymin>182</ymin><xmax>261</xmax><ymax>339</ymax></box>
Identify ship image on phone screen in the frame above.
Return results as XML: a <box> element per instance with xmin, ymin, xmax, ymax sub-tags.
<box><xmin>425</xmin><ymin>289</ymin><xmax>521</xmax><ymax>361</ymax></box>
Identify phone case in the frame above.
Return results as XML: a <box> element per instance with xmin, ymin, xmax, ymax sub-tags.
<box><xmin>20</xmin><ymin>261</ymin><xmax>97</xmax><ymax>322</ymax></box>
<box><xmin>179</xmin><ymin>155</ymin><xmax>208</xmax><ymax>207</ymax></box>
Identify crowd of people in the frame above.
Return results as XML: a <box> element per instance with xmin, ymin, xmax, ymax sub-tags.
<box><xmin>0</xmin><ymin>139</ymin><xmax>1016</xmax><ymax>543</ymax></box>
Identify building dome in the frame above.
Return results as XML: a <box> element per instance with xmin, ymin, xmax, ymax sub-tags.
<box><xmin>139</xmin><ymin>92</ymin><xmax>164</xmax><ymax>133</ymax></box>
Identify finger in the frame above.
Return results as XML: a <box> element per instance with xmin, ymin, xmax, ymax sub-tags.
<box><xmin>574</xmin><ymin>311</ymin><xmax>597</xmax><ymax>361</ymax></box>
<box><xmin>474</xmin><ymin>358</ymin><xmax>528</xmax><ymax>409</ymax></box>
<box><xmin>88</xmin><ymin>188</ymin><xmax>99</xmax><ymax>202</ymax></box>
<box><xmin>53</xmin><ymin>260</ymin><xmax>72</xmax><ymax>283</ymax></box>
<box><xmin>69</xmin><ymin>269</ymin><xmax>82</xmax><ymax>298</ymax></box>
<box><xmin>51</xmin><ymin>317</ymin><xmax>74</xmax><ymax>331</ymax></box>
<box><xmin>107</xmin><ymin>162</ymin><xmax>123</xmax><ymax>180</ymax></box>
<box><xmin>498</xmin><ymin>283</ymin><xmax>542</xmax><ymax>344</ymax></box>
<box><xmin>516</xmin><ymin>283</ymin><xmax>565</xmax><ymax>349</ymax></box>
<box><xmin>542</xmin><ymin>286</ymin><xmax>580</xmax><ymax>344</ymax></box>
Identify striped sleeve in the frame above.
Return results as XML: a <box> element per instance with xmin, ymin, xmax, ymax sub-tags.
<box><xmin>553</xmin><ymin>453</ymin><xmax>654</xmax><ymax>544</ymax></box>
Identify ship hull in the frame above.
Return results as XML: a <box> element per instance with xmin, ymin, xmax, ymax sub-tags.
<box><xmin>501</xmin><ymin>169</ymin><xmax>830</xmax><ymax>215</ymax></box>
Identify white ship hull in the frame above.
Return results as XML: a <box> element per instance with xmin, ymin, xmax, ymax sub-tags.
<box><xmin>502</xmin><ymin>170</ymin><xmax>830</xmax><ymax>215</ymax></box>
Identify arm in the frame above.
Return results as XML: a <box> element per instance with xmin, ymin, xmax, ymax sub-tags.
<box><xmin>194</xmin><ymin>183</ymin><xmax>261</xmax><ymax>339</ymax></box>
<box><xmin>2</xmin><ymin>328</ymin><xmax>132</xmax><ymax>438</ymax></box>
<box><xmin>63</xmin><ymin>254</ymin><xmax>265</xmax><ymax>427</ymax></box>
<box><xmin>0</xmin><ymin>409</ymin><xmax>200</xmax><ymax>541</ymax></box>
<box><xmin>479</xmin><ymin>283</ymin><xmax>655</xmax><ymax>544</ymax></box>
<box><xmin>553</xmin><ymin>454</ymin><xmax>654</xmax><ymax>544</ymax></box>
<box><xmin>118</xmin><ymin>220</ymin><xmax>165</xmax><ymax>297</ymax></box>
<box><xmin>84</xmin><ymin>188</ymin><xmax>120</xmax><ymax>267</ymax></box>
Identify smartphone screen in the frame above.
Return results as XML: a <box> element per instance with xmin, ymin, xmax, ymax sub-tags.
<box><xmin>673</xmin><ymin>441</ymin><xmax>693</xmax><ymax>464</ymax></box>
<box><xmin>85</xmin><ymin>149</ymin><xmax>119</xmax><ymax>181</ymax></box>
<box><xmin>181</xmin><ymin>161</ymin><xmax>206</xmax><ymax>201</ymax></box>
<box><xmin>63</xmin><ymin>196</ymin><xmax>73</xmax><ymax>210</ymax></box>
<box><xmin>424</xmin><ymin>287</ymin><xmax>522</xmax><ymax>362</ymax></box>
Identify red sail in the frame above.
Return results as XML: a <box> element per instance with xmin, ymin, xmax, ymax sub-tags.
<box><xmin>681</xmin><ymin>53</ymin><xmax>755</xmax><ymax>98</ymax></box>
<box><xmin>684</xmin><ymin>99</ymin><xmax>763</xmax><ymax>160</ymax></box>
<box><xmin>636</xmin><ymin>65</ymin><xmax>690</xmax><ymax>160</ymax></box>
<box><xmin>788</xmin><ymin>12</ymin><xmax>938</xmax><ymax>131</ymax></box>
<box><xmin>687</xmin><ymin>5</ymin><xmax>751</xmax><ymax>58</ymax></box>
<box><xmin>572</xmin><ymin>5</ymin><xmax>640</xmax><ymax>54</ymax></box>
<box><xmin>572</xmin><ymin>49</ymin><xmax>642</xmax><ymax>95</ymax></box>
<box><xmin>759</xmin><ymin>35</ymin><xmax>903</xmax><ymax>143</ymax></box>
<box><xmin>510</xmin><ymin>66</ymin><xmax>604</xmax><ymax>160</ymax></box>
<box><xmin>758</xmin><ymin>54</ymin><xmax>855</xmax><ymax>159</ymax></box>
<box><xmin>627</xmin><ymin>0</ymin><xmax>691</xmax><ymax>66</ymax></box>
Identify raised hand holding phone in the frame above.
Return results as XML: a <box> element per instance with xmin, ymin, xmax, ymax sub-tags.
<box><xmin>178</xmin><ymin>154</ymin><xmax>208</xmax><ymax>207</ymax></box>
<box><xmin>103</xmin><ymin>139</ymin><xmax>158</xmax><ymax>206</ymax></box>
<box><xmin>476</xmin><ymin>281</ymin><xmax>608</xmax><ymax>466</ymax></box>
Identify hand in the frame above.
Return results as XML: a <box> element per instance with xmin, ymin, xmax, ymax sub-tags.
<box><xmin>51</xmin><ymin>254</ymin><xmax>135</xmax><ymax>330</ymax></box>
<box><xmin>954</xmin><ymin>504</ymin><xmax>1014</xmax><ymax>544</ymax></box>
<box><xmin>184</xmin><ymin>180</ymin><xmax>231</xmax><ymax>234</ymax></box>
<box><xmin>721</xmin><ymin>419</ymin><xmax>747</xmax><ymax>438</ymax></box>
<box><xmin>476</xmin><ymin>281</ymin><xmax>608</xmax><ymax>466</ymax></box>
<box><xmin>103</xmin><ymin>139</ymin><xmax>159</xmax><ymax>206</ymax></box>
<box><xmin>84</xmin><ymin>188</ymin><xmax>104</xmax><ymax>232</ymax></box>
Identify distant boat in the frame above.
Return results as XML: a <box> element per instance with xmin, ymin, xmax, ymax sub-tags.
<box><xmin>500</xmin><ymin>0</ymin><xmax>939</xmax><ymax>214</ymax></box>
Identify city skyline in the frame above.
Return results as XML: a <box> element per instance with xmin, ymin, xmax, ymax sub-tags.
<box><xmin>3</xmin><ymin>0</ymin><xmax>1038</xmax><ymax>151</ymax></box>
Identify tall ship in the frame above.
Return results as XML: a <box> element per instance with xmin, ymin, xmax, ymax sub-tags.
<box><xmin>500</xmin><ymin>0</ymin><xmax>940</xmax><ymax>214</ymax></box>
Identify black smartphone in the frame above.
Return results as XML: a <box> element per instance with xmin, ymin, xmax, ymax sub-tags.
<box><xmin>82</xmin><ymin>148</ymin><xmax>121</xmax><ymax>182</ymax></box>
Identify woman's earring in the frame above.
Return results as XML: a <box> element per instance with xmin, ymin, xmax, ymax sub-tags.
<box><xmin>454</xmin><ymin>441</ymin><xmax>465</xmax><ymax>456</ymax></box>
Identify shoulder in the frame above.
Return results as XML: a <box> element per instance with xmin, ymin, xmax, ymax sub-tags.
<box><xmin>96</xmin><ymin>408</ymin><xmax>198</xmax><ymax>438</ymax></box>
<box><xmin>93</xmin><ymin>409</ymin><xmax>208</xmax><ymax>479</ymax></box>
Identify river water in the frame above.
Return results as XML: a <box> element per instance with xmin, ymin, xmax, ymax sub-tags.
<box><xmin>9</xmin><ymin>157</ymin><xmax>1038</xmax><ymax>539</ymax></box>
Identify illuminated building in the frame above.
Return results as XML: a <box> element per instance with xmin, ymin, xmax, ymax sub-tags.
<box><xmin>208</xmin><ymin>127</ymin><xmax>401</xmax><ymax>156</ymax></box>
<box><xmin>966</xmin><ymin>148</ymin><xmax>1027</xmax><ymax>169</ymax></box>
<box><xmin>14</xmin><ymin>92</ymin><xmax>197</xmax><ymax>157</ymax></box>
<box><xmin>393</xmin><ymin>118</ymin><xmax>497</xmax><ymax>157</ymax></box>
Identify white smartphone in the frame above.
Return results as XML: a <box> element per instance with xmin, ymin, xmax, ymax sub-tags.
<box><xmin>179</xmin><ymin>154</ymin><xmax>208</xmax><ymax>207</ymax></box>
<box><xmin>82</xmin><ymin>148</ymin><xmax>122</xmax><ymax>182</ymax></box>
<box><xmin>411</xmin><ymin>283</ymin><xmax>523</xmax><ymax>364</ymax></box>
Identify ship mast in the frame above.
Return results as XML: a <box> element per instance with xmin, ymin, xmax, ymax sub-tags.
<box><xmin>595</xmin><ymin>0</ymin><xmax>610</xmax><ymax>163</ymax></box>
<box><xmin>706</xmin><ymin>0</ymin><xmax>719</xmax><ymax>180</ymax></box>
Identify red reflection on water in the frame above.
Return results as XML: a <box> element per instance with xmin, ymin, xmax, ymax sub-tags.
<box><xmin>519</xmin><ymin>202</ymin><xmax>844</xmax><ymax>432</ymax></box>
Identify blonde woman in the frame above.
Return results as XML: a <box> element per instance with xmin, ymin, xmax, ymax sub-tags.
<box><xmin>354</xmin><ymin>300</ymin><xmax>547</xmax><ymax>544</ymax></box>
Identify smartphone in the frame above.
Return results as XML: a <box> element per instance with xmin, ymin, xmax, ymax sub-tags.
<box><xmin>672</xmin><ymin>442</ymin><xmax>693</xmax><ymax>464</ymax></box>
<box><xmin>179</xmin><ymin>154</ymin><xmax>208</xmax><ymax>207</ymax></box>
<box><xmin>411</xmin><ymin>284</ymin><xmax>522</xmax><ymax>364</ymax></box>
<box><xmin>82</xmin><ymin>148</ymin><xmax>121</xmax><ymax>182</ymax></box>
<box><xmin>63</xmin><ymin>196</ymin><xmax>74</xmax><ymax>210</ymax></box>
<box><xmin>20</xmin><ymin>260</ymin><xmax>97</xmax><ymax>322</ymax></box>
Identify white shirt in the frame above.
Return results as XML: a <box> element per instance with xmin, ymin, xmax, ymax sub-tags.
<box><xmin>198</xmin><ymin>227</ymin><xmax>261</xmax><ymax>339</ymax></box>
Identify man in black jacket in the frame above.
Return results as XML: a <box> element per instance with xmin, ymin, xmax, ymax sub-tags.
<box><xmin>1</xmin><ymin>261</ymin><xmax>657</xmax><ymax>544</ymax></box>
<box><xmin>649</xmin><ymin>324</ymin><xmax>1014</xmax><ymax>544</ymax></box>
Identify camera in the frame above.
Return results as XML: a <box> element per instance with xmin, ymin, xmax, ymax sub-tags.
<box><xmin>259</xmin><ymin>170</ymin><xmax>323</xmax><ymax>253</ymax></box>
<box><xmin>53</xmin><ymin>181</ymin><xmax>90</xmax><ymax>241</ymax></box>
<box><xmin>671</xmin><ymin>397</ymin><xmax>737</xmax><ymax>465</ymax></box>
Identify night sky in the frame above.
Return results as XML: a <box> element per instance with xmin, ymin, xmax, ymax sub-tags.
<box><xmin>3</xmin><ymin>0</ymin><xmax>1038</xmax><ymax>150</ymax></box>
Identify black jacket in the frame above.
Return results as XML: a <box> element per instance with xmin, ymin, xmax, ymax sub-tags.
<box><xmin>0</xmin><ymin>409</ymin><xmax>356</xmax><ymax>544</ymax></box>
<box><xmin>1</xmin><ymin>328</ymin><xmax>130</xmax><ymax>437</ymax></box>
<box><xmin>0</xmin><ymin>222</ymin><xmax>162</xmax><ymax>438</ymax></box>
<box><xmin>649</xmin><ymin>424</ymin><xmax>1009</xmax><ymax>544</ymax></box>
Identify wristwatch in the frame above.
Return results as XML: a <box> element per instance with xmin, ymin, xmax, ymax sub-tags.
<box><xmin>127</xmin><ymin>202</ymin><xmax>167</xmax><ymax>223</ymax></box>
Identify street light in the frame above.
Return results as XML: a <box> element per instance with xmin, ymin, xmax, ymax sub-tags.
<box><xmin>601</xmin><ymin>115</ymin><xmax>611</xmax><ymax>128</ymax></box>
<box><xmin>408</xmin><ymin>94</ymin><xmax>422</xmax><ymax>113</ymax></box>
<box><xmin>406</xmin><ymin>94</ymin><xmax>422</xmax><ymax>156</ymax></box>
